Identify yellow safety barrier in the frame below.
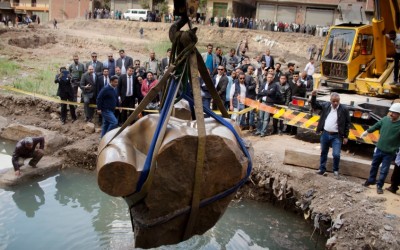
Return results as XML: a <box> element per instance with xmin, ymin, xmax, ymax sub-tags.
<box><xmin>0</xmin><ymin>85</ymin><xmax>380</xmax><ymax>144</ymax></box>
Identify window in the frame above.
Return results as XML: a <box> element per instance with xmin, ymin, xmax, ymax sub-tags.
<box><xmin>352</xmin><ymin>34</ymin><xmax>373</xmax><ymax>59</ymax></box>
<box><xmin>32</xmin><ymin>0</ymin><xmax>37</xmax><ymax>7</ymax></box>
<box><xmin>323</xmin><ymin>29</ymin><xmax>356</xmax><ymax>62</ymax></box>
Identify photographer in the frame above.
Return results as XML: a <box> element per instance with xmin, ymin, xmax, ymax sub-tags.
<box><xmin>55</xmin><ymin>67</ymin><xmax>76</xmax><ymax>124</ymax></box>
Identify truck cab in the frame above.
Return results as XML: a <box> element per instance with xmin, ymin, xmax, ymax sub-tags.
<box><xmin>321</xmin><ymin>25</ymin><xmax>375</xmax><ymax>91</ymax></box>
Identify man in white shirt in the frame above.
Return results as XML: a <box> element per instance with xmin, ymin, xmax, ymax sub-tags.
<box><xmin>229</xmin><ymin>73</ymin><xmax>247</xmax><ymax>127</ymax></box>
<box><xmin>304</xmin><ymin>58</ymin><xmax>315</xmax><ymax>83</ymax></box>
<box><xmin>311</xmin><ymin>91</ymin><xmax>351</xmax><ymax>179</ymax></box>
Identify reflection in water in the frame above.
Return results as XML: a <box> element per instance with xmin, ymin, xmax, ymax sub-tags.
<box><xmin>0</xmin><ymin>168</ymin><xmax>324</xmax><ymax>250</ymax></box>
<box><xmin>54</xmin><ymin>169</ymin><xmax>133</xmax><ymax>248</ymax></box>
<box><xmin>11</xmin><ymin>182</ymin><xmax>45</xmax><ymax>218</ymax></box>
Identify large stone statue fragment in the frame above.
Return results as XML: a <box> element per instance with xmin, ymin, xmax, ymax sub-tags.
<box><xmin>97</xmin><ymin>114</ymin><xmax>250</xmax><ymax>248</ymax></box>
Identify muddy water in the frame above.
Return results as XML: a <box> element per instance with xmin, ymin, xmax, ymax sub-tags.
<box><xmin>0</xmin><ymin>139</ymin><xmax>15</xmax><ymax>173</ymax></box>
<box><xmin>0</xmin><ymin>140</ymin><xmax>325</xmax><ymax>249</ymax></box>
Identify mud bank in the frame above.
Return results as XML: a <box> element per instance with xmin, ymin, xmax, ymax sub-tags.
<box><xmin>0</xmin><ymin>93</ymin><xmax>399</xmax><ymax>249</ymax></box>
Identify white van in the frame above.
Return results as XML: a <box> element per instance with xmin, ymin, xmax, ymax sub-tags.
<box><xmin>123</xmin><ymin>9</ymin><xmax>149</xmax><ymax>21</ymax></box>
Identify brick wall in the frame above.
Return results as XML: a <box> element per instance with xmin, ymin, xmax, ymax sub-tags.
<box><xmin>50</xmin><ymin>0</ymin><xmax>92</xmax><ymax>20</ymax></box>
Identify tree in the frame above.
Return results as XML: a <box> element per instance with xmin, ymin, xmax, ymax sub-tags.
<box><xmin>139</xmin><ymin>0</ymin><xmax>150</xmax><ymax>9</ymax></box>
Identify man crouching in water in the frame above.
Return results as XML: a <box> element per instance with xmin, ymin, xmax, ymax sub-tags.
<box><xmin>12</xmin><ymin>137</ymin><xmax>45</xmax><ymax>176</ymax></box>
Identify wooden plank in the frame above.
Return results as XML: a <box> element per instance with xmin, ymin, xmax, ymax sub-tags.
<box><xmin>283</xmin><ymin>148</ymin><xmax>393</xmax><ymax>183</ymax></box>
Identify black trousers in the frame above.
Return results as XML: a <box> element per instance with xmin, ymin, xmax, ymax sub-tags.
<box><xmin>60</xmin><ymin>94</ymin><xmax>76</xmax><ymax>122</ymax></box>
<box><xmin>120</xmin><ymin>96</ymin><xmax>135</xmax><ymax>124</ymax></box>
<box><xmin>389</xmin><ymin>164</ymin><xmax>400</xmax><ymax>191</ymax></box>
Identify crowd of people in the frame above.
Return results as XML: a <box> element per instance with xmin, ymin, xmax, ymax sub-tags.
<box><xmin>202</xmin><ymin>16</ymin><xmax>330</xmax><ymax>37</ymax></box>
<box><xmin>50</xmin><ymin>41</ymin><xmax>400</xmax><ymax>196</ymax></box>
<box><xmin>55</xmin><ymin>49</ymin><xmax>165</xmax><ymax>137</ymax></box>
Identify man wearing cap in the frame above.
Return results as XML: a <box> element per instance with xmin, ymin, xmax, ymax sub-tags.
<box><xmin>12</xmin><ymin>136</ymin><xmax>45</xmax><ymax>176</ymax></box>
<box><xmin>311</xmin><ymin>90</ymin><xmax>350</xmax><ymax>179</ymax></box>
<box><xmin>97</xmin><ymin>76</ymin><xmax>120</xmax><ymax>138</ymax></box>
<box><xmin>362</xmin><ymin>103</ymin><xmax>400</xmax><ymax>194</ymax></box>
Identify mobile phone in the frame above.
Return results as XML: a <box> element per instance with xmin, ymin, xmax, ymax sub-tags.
<box><xmin>61</xmin><ymin>70</ymin><xmax>69</xmax><ymax>81</ymax></box>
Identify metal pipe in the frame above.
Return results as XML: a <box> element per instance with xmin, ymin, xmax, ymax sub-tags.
<box><xmin>374</xmin><ymin>0</ymin><xmax>381</xmax><ymax>20</ymax></box>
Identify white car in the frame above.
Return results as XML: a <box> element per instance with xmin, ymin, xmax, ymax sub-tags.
<box><xmin>123</xmin><ymin>9</ymin><xmax>149</xmax><ymax>21</ymax></box>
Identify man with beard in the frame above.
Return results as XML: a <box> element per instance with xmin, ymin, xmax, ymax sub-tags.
<box><xmin>144</xmin><ymin>51</ymin><xmax>162</xmax><ymax>79</ymax></box>
<box><xmin>103</xmin><ymin>52</ymin><xmax>116</xmax><ymax>77</ymax></box>
<box><xmin>68</xmin><ymin>54</ymin><xmax>85</xmax><ymax>102</ymax></box>
<box><xmin>225</xmin><ymin>48</ymin><xmax>239</xmax><ymax>75</ymax></box>
<box><xmin>254</xmin><ymin>73</ymin><xmax>280</xmax><ymax>137</ymax></box>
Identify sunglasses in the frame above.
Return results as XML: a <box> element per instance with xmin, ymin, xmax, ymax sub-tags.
<box><xmin>135</xmin><ymin>64</ymin><xmax>140</xmax><ymax>65</ymax></box>
<box><xmin>108</xmin><ymin>56</ymin><xmax>113</xmax><ymax>57</ymax></box>
<box><xmin>92</xmin><ymin>56</ymin><xmax>97</xmax><ymax>58</ymax></box>
<box><xmin>217</xmin><ymin>68</ymin><xmax>224</xmax><ymax>71</ymax></box>
<box><xmin>239</xmin><ymin>78</ymin><xmax>245</xmax><ymax>80</ymax></box>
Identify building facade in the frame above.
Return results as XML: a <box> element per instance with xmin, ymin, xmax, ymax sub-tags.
<box><xmin>110</xmin><ymin>0</ymin><xmax>154</xmax><ymax>12</ymax></box>
<box><xmin>0</xmin><ymin>0</ymin><xmax>50</xmax><ymax>22</ymax></box>
<box><xmin>166</xmin><ymin>0</ymin><xmax>374</xmax><ymax>26</ymax></box>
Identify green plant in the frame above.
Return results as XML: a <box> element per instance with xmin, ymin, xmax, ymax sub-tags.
<box><xmin>0</xmin><ymin>58</ymin><xmax>19</xmax><ymax>77</ymax></box>
<box><xmin>156</xmin><ymin>1</ymin><xmax>169</xmax><ymax>15</ymax></box>
<box><xmin>149</xmin><ymin>41</ymin><xmax>172</xmax><ymax>58</ymax></box>
<box><xmin>12</xmin><ymin>68</ymin><xmax>58</xmax><ymax>97</ymax></box>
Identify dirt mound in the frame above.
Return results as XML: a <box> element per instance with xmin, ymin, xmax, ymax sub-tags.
<box><xmin>8</xmin><ymin>34</ymin><xmax>57</xmax><ymax>48</ymax></box>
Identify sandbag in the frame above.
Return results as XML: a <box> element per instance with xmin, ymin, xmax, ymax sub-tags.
<box><xmin>97</xmin><ymin>114</ymin><xmax>250</xmax><ymax>248</ymax></box>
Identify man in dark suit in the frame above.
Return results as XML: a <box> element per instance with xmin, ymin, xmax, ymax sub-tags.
<box><xmin>80</xmin><ymin>65</ymin><xmax>97</xmax><ymax>122</ymax></box>
<box><xmin>212</xmin><ymin>65</ymin><xmax>228</xmax><ymax>110</ymax></box>
<box><xmin>116</xmin><ymin>49</ymin><xmax>133</xmax><ymax>75</ymax></box>
<box><xmin>86</xmin><ymin>52</ymin><xmax>103</xmax><ymax>76</ymax></box>
<box><xmin>55</xmin><ymin>67</ymin><xmax>76</xmax><ymax>124</ymax></box>
<box><xmin>96</xmin><ymin>68</ymin><xmax>110</xmax><ymax>95</ymax></box>
<box><xmin>96</xmin><ymin>68</ymin><xmax>111</xmax><ymax>124</ymax></box>
<box><xmin>160</xmin><ymin>48</ymin><xmax>171</xmax><ymax>73</ymax></box>
<box><xmin>261</xmin><ymin>49</ymin><xmax>274</xmax><ymax>69</ymax></box>
<box><xmin>117</xmin><ymin>66</ymin><xmax>137</xmax><ymax>124</ymax></box>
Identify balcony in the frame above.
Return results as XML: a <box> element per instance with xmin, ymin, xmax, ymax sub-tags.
<box><xmin>12</xmin><ymin>2</ymin><xmax>49</xmax><ymax>11</ymax></box>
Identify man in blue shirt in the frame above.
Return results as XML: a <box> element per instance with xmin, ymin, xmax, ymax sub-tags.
<box><xmin>202</xmin><ymin>44</ymin><xmax>217</xmax><ymax>75</ymax></box>
<box><xmin>97</xmin><ymin>75</ymin><xmax>120</xmax><ymax>138</ymax></box>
